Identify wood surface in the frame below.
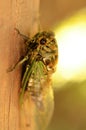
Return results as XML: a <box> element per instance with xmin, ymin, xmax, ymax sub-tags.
<box><xmin>0</xmin><ymin>0</ymin><xmax>40</xmax><ymax>130</ymax></box>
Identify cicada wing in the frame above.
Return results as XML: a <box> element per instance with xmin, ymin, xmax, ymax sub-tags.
<box><xmin>20</xmin><ymin>83</ymin><xmax>54</xmax><ymax>130</ymax></box>
<box><xmin>22</xmin><ymin>77</ymin><xmax>54</xmax><ymax>130</ymax></box>
<box><xmin>34</xmin><ymin>78</ymin><xmax>54</xmax><ymax>130</ymax></box>
<box><xmin>27</xmin><ymin>61</ymin><xmax>54</xmax><ymax>130</ymax></box>
<box><xmin>20</xmin><ymin>60</ymin><xmax>54</xmax><ymax>130</ymax></box>
<box><xmin>20</xmin><ymin>59</ymin><xmax>36</xmax><ymax>104</ymax></box>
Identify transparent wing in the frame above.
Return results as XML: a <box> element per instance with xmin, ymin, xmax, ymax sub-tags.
<box><xmin>21</xmin><ymin>60</ymin><xmax>54</xmax><ymax>130</ymax></box>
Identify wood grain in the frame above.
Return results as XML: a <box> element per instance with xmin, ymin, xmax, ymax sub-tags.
<box><xmin>0</xmin><ymin>0</ymin><xmax>40</xmax><ymax>130</ymax></box>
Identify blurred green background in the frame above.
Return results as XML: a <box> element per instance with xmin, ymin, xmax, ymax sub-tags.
<box><xmin>40</xmin><ymin>0</ymin><xmax>86</xmax><ymax>130</ymax></box>
<box><xmin>48</xmin><ymin>80</ymin><xmax>86</xmax><ymax>130</ymax></box>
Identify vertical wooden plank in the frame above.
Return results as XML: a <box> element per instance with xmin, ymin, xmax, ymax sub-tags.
<box><xmin>0</xmin><ymin>0</ymin><xmax>40</xmax><ymax>130</ymax></box>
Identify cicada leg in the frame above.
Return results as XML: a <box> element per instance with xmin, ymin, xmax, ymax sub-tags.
<box><xmin>7</xmin><ymin>55</ymin><xmax>29</xmax><ymax>72</ymax></box>
<box><xmin>19</xmin><ymin>64</ymin><xmax>30</xmax><ymax>104</ymax></box>
<box><xmin>15</xmin><ymin>28</ymin><xmax>30</xmax><ymax>42</ymax></box>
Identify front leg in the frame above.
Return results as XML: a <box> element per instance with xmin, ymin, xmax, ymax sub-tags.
<box><xmin>15</xmin><ymin>28</ymin><xmax>30</xmax><ymax>42</ymax></box>
<box><xmin>7</xmin><ymin>55</ymin><xmax>29</xmax><ymax>72</ymax></box>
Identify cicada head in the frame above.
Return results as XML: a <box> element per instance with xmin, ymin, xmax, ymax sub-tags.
<box><xmin>26</xmin><ymin>31</ymin><xmax>58</xmax><ymax>73</ymax></box>
<box><xmin>33</xmin><ymin>31</ymin><xmax>58</xmax><ymax>73</ymax></box>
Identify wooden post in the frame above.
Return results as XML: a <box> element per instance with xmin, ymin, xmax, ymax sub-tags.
<box><xmin>0</xmin><ymin>0</ymin><xmax>54</xmax><ymax>130</ymax></box>
<box><xmin>0</xmin><ymin>0</ymin><xmax>40</xmax><ymax>130</ymax></box>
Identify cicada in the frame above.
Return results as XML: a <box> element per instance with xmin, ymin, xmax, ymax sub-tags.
<box><xmin>9</xmin><ymin>29</ymin><xmax>58</xmax><ymax>109</ymax></box>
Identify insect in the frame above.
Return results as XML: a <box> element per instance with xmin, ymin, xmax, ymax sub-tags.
<box><xmin>8</xmin><ymin>29</ymin><xmax>58</xmax><ymax>108</ymax></box>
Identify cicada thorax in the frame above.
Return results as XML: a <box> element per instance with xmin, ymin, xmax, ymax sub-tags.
<box><xmin>27</xmin><ymin>31</ymin><xmax>58</xmax><ymax>73</ymax></box>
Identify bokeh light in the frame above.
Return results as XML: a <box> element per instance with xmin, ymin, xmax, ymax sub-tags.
<box><xmin>53</xmin><ymin>9</ymin><xmax>86</xmax><ymax>87</ymax></box>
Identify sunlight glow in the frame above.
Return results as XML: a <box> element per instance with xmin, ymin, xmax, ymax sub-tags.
<box><xmin>54</xmin><ymin>9</ymin><xmax>86</xmax><ymax>83</ymax></box>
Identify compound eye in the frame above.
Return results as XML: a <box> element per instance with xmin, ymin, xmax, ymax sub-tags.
<box><xmin>45</xmin><ymin>59</ymin><xmax>51</xmax><ymax>65</ymax></box>
<box><xmin>43</xmin><ymin>58</ymin><xmax>51</xmax><ymax>65</ymax></box>
<box><xmin>40</xmin><ymin>38</ymin><xmax>46</xmax><ymax>45</ymax></box>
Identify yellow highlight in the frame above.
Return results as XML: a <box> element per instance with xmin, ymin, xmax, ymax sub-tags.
<box><xmin>53</xmin><ymin>9</ymin><xmax>86</xmax><ymax>86</ymax></box>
